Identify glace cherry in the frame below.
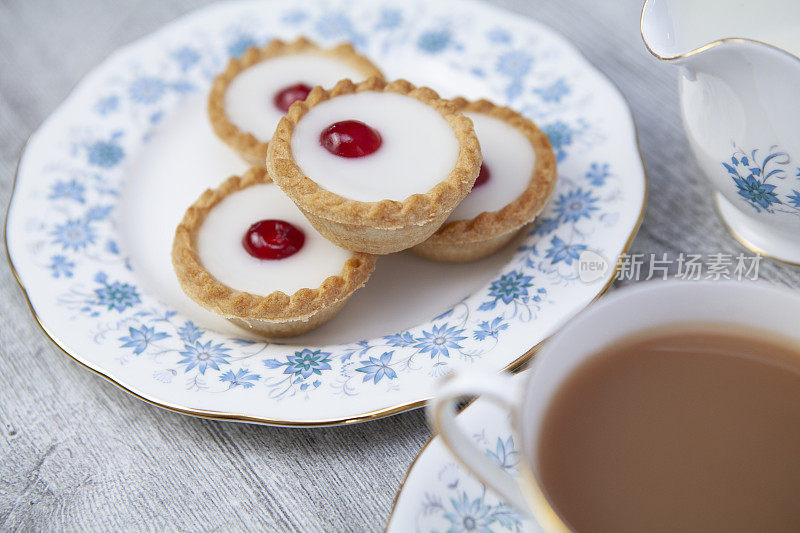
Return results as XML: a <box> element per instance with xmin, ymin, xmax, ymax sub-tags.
<box><xmin>273</xmin><ymin>83</ymin><xmax>312</xmax><ymax>113</ymax></box>
<box><xmin>319</xmin><ymin>120</ymin><xmax>382</xmax><ymax>158</ymax></box>
<box><xmin>473</xmin><ymin>163</ymin><xmax>491</xmax><ymax>188</ymax></box>
<box><xmin>242</xmin><ymin>219</ymin><xmax>305</xmax><ymax>260</ymax></box>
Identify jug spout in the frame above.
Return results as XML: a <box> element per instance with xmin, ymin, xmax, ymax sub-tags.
<box><xmin>641</xmin><ymin>0</ymin><xmax>800</xmax><ymax>61</ymax></box>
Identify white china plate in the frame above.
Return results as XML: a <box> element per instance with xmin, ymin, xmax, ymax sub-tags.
<box><xmin>6</xmin><ymin>0</ymin><xmax>645</xmax><ymax>426</ymax></box>
<box><xmin>387</xmin><ymin>372</ymin><xmax>541</xmax><ymax>531</ymax></box>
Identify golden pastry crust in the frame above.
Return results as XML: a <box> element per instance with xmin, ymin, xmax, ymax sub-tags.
<box><xmin>412</xmin><ymin>98</ymin><xmax>558</xmax><ymax>262</ymax></box>
<box><xmin>171</xmin><ymin>166</ymin><xmax>377</xmax><ymax>337</ymax></box>
<box><xmin>413</xmin><ymin>226</ymin><xmax>525</xmax><ymax>263</ymax></box>
<box><xmin>208</xmin><ymin>37</ymin><xmax>384</xmax><ymax>166</ymax></box>
<box><xmin>267</xmin><ymin>77</ymin><xmax>482</xmax><ymax>254</ymax></box>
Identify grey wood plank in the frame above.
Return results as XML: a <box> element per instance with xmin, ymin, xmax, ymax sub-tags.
<box><xmin>1</xmin><ymin>0</ymin><xmax>798</xmax><ymax>531</ymax></box>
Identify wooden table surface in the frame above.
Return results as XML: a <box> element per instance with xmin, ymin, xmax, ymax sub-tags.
<box><xmin>1</xmin><ymin>0</ymin><xmax>798</xmax><ymax>530</ymax></box>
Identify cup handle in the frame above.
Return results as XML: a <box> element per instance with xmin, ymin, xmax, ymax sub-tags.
<box><xmin>427</xmin><ymin>371</ymin><xmax>530</xmax><ymax>514</ymax></box>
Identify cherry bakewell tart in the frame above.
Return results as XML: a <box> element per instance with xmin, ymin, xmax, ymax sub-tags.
<box><xmin>267</xmin><ymin>77</ymin><xmax>482</xmax><ymax>255</ymax></box>
<box><xmin>171</xmin><ymin>167</ymin><xmax>377</xmax><ymax>338</ymax></box>
<box><xmin>412</xmin><ymin>98</ymin><xmax>557</xmax><ymax>262</ymax></box>
<box><xmin>208</xmin><ymin>37</ymin><xmax>383</xmax><ymax>166</ymax></box>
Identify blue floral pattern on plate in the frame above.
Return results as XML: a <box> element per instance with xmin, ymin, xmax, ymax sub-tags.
<box><xmin>6</xmin><ymin>0</ymin><xmax>645</xmax><ymax>425</ymax></box>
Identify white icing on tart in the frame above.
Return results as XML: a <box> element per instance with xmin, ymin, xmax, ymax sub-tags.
<box><xmin>448</xmin><ymin>111</ymin><xmax>536</xmax><ymax>221</ymax></box>
<box><xmin>196</xmin><ymin>183</ymin><xmax>353</xmax><ymax>296</ymax></box>
<box><xmin>224</xmin><ymin>54</ymin><xmax>367</xmax><ymax>141</ymax></box>
<box><xmin>290</xmin><ymin>92</ymin><xmax>460</xmax><ymax>203</ymax></box>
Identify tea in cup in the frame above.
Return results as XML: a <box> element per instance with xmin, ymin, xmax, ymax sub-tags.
<box><xmin>429</xmin><ymin>281</ymin><xmax>800</xmax><ymax>532</ymax></box>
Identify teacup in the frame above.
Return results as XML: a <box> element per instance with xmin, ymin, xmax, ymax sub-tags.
<box><xmin>428</xmin><ymin>281</ymin><xmax>800</xmax><ymax>530</ymax></box>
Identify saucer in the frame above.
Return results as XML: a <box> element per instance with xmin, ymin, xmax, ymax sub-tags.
<box><xmin>387</xmin><ymin>372</ymin><xmax>541</xmax><ymax>531</ymax></box>
<box><xmin>6</xmin><ymin>0</ymin><xmax>646</xmax><ymax>426</ymax></box>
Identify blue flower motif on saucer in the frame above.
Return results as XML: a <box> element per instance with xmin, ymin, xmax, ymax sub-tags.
<box><xmin>534</xmin><ymin>78</ymin><xmax>569</xmax><ymax>103</ymax></box>
<box><xmin>385</xmin><ymin>331</ymin><xmax>416</xmax><ymax>348</ymax></box>
<box><xmin>52</xmin><ymin>219</ymin><xmax>95</xmax><ymax>251</ymax></box>
<box><xmin>49</xmin><ymin>180</ymin><xmax>85</xmax><ymax>203</ymax></box>
<box><xmin>281</xmin><ymin>9</ymin><xmax>308</xmax><ymax>25</ymax></box>
<box><xmin>418</xmin><ymin>29</ymin><xmax>451</xmax><ymax>54</ymax></box>
<box><xmin>316</xmin><ymin>12</ymin><xmax>354</xmax><ymax>39</ymax></box>
<box><xmin>554</xmin><ymin>188</ymin><xmax>599</xmax><ymax>223</ymax></box>
<box><xmin>178</xmin><ymin>340</ymin><xmax>231</xmax><ymax>374</ymax></box>
<box><xmin>177</xmin><ymin>321</ymin><xmax>204</xmax><ymax>344</ymax></box>
<box><xmin>226</xmin><ymin>34</ymin><xmax>256</xmax><ymax>57</ymax></box>
<box><xmin>495</xmin><ymin>50</ymin><xmax>533</xmax><ymax>78</ymax></box>
<box><xmin>444</xmin><ymin>494</ymin><xmax>494</xmax><ymax>532</ymax></box>
<box><xmin>415</xmin><ymin>324</ymin><xmax>467</xmax><ymax>358</ymax></box>
<box><xmin>276</xmin><ymin>349</ymin><xmax>332</xmax><ymax>379</ymax></box>
<box><xmin>356</xmin><ymin>352</ymin><xmax>398</xmax><ymax>384</ymax></box>
<box><xmin>48</xmin><ymin>255</ymin><xmax>74</xmax><ymax>279</ymax></box>
<box><xmin>220</xmin><ymin>368</ymin><xmax>260</xmax><ymax>389</ymax></box>
<box><xmin>529</xmin><ymin>216</ymin><xmax>560</xmax><ymax>236</ymax></box>
<box><xmin>119</xmin><ymin>325</ymin><xmax>169</xmax><ymax>355</ymax></box>
<box><xmin>376</xmin><ymin>8</ymin><xmax>402</xmax><ymax>30</ymax></box>
<box><xmin>486</xmin><ymin>27</ymin><xmax>511</xmax><ymax>44</ymax></box>
<box><xmin>585</xmin><ymin>162</ymin><xmax>611</xmax><ymax>186</ymax></box>
<box><xmin>484</xmin><ymin>271</ymin><xmax>532</xmax><ymax>307</ymax></box>
<box><xmin>85</xmin><ymin>205</ymin><xmax>113</xmax><ymax>222</ymax></box>
<box><xmin>92</xmin><ymin>272</ymin><xmax>140</xmax><ymax>312</ymax></box>
<box><xmin>87</xmin><ymin>138</ymin><xmax>124</xmax><ymax>168</ymax></box>
<box><xmin>486</xmin><ymin>436</ymin><xmax>519</xmax><ymax>472</ymax></box>
<box><xmin>542</xmin><ymin>120</ymin><xmax>573</xmax><ymax>162</ymax></box>
<box><xmin>171</xmin><ymin>47</ymin><xmax>200</xmax><ymax>71</ymax></box>
<box><xmin>473</xmin><ymin>318</ymin><xmax>508</xmax><ymax>341</ymax></box>
<box><xmin>545</xmin><ymin>235</ymin><xmax>587</xmax><ymax>265</ymax></box>
<box><xmin>93</xmin><ymin>95</ymin><xmax>119</xmax><ymax>115</ymax></box>
<box><xmin>129</xmin><ymin>77</ymin><xmax>166</xmax><ymax>104</ymax></box>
